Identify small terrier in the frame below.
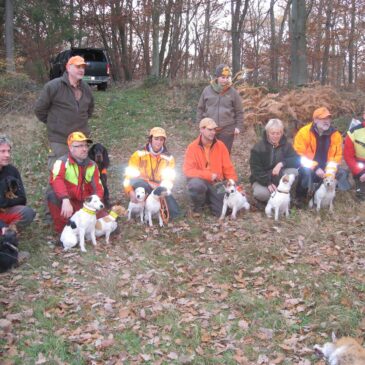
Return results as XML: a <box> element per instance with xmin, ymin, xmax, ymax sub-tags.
<box><xmin>60</xmin><ymin>195</ymin><xmax>104</xmax><ymax>252</ymax></box>
<box><xmin>127</xmin><ymin>187</ymin><xmax>146</xmax><ymax>223</ymax></box>
<box><xmin>144</xmin><ymin>186</ymin><xmax>169</xmax><ymax>227</ymax></box>
<box><xmin>265</xmin><ymin>174</ymin><xmax>295</xmax><ymax>221</ymax></box>
<box><xmin>314</xmin><ymin>333</ymin><xmax>365</xmax><ymax>365</ymax></box>
<box><xmin>95</xmin><ymin>205</ymin><xmax>126</xmax><ymax>244</ymax></box>
<box><xmin>220</xmin><ymin>179</ymin><xmax>250</xmax><ymax>220</ymax></box>
<box><xmin>309</xmin><ymin>174</ymin><xmax>336</xmax><ymax>212</ymax></box>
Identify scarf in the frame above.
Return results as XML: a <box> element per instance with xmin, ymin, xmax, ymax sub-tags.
<box><xmin>210</xmin><ymin>79</ymin><xmax>232</xmax><ymax>94</ymax></box>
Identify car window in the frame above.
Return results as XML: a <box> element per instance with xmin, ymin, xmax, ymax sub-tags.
<box><xmin>72</xmin><ymin>50</ymin><xmax>106</xmax><ymax>62</ymax></box>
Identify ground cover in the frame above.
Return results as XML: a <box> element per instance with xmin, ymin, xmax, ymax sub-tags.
<box><xmin>1</xmin><ymin>83</ymin><xmax>364</xmax><ymax>365</ymax></box>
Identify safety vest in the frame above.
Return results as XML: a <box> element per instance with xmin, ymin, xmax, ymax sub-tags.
<box><xmin>347</xmin><ymin>127</ymin><xmax>365</xmax><ymax>160</ymax></box>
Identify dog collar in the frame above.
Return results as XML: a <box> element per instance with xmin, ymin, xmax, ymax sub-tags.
<box><xmin>277</xmin><ymin>189</ymin><xmax>289</xmax><ymax>194</ymax></box>
<box><xmin>109</xmin><ymin>211</ymin><xmax>118</xmax><ymax>219</ymax></box>
<box><xmin>82</xmin><ymin>207</ymin><xmax>96</xmax><ymax>215</ymax></box>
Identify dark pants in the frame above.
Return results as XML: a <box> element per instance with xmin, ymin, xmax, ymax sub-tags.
<box><xmin>186</xmin><ymin>178</ymin><xmax>225</xmax><ymax>217</ymax></box>
<box><xmin>216</xmin><ymin>127</ymin><xmax>235</xmax><ymax>154</ymax></box>
<box><xmin>0</xmin><ymin>205</ymin><xmax>35</xmax><ymax>227</ymax></box>
<box><xmin>130</xmin><ymin>179</ymin><xmax>181</xmax><ymax>219</ymax></box>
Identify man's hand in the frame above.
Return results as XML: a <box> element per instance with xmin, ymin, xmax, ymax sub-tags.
<box><xmin>272</xmin><ymin>162</ymin><xmax>283</xmax><ymax>176</ymax></box>
<box><xmin>211</xmin><ymin>173</ymin><xmax>218</xmax><ymax>182</ymax></box>
<box><xmin>61</xmin><ymin>198</ymin><xmax>73</xmax><ymax>218</ymax></box>
<box><xmin>234</xmin><ymin>128</ymin><xmax>240</xmax><ymax>135</ymax></box>
<box><xmin>360</xmin><ymin>173</ymin><xmax>365</xmax><ymax>183</ymax></box>
<box><xmin>268</xmin><ymin>184</ymin><xmax>277</xmax><ymax>193</ymax></box>
<box><xmin>315</xmin><ymin>168</ymin><xmax>325</xmax><ymax>179</ymax></box>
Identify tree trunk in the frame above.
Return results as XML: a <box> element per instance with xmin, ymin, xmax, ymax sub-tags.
<box><xmin>5</xmin><ymin>0</ymin><xmax>15</xmax><ymax>73</ymax></box>
<box><xmin>348</xmin><ymin>0</ymin><xmax>356</xmax><ymax>85</ymax></box>
<box><xmin>321</xmin><ymin>1</ymin><xmax>333</xmax><ymax>85</ymax></box>
<box><xmin>184</xmin><ymin>0</ymin><xmax>190</xmax><ymax>78</ymax></box>
<box><xmin>151</xmin><ymin>0</ymin><xmax>160</xmax><ymax>77</ymax></box>
<box><xmin>231</xmin><ymin>0</ymin><xmax>249</xmax><ymax>76</ymax></box>
<box><xmin>159</xmin><ymin>0</ymin><xmax>173</xmax><ymax>76</ymax></box>
<box><xmin>289</xmin><ymin>0</ymin><xmax>308</xmax><ymax>86</ymax></box>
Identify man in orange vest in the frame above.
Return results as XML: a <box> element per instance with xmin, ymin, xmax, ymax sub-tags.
<box><xmin>183</xmin><ymin>118</ymin><xmax>238</xmax><ymax>216</ymax></box>
<box><xmin>47</xmin><ymin>131</ymin><xmax>104</xmax><ymax>233</ymax></box>
<box><xmin>293</xmin><ymin>107</ymin><xmax>349</xmax><ymax>201</ymax></box>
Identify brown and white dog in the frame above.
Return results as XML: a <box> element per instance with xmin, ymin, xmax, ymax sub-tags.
<box><xmin>309</xmin><ymin>173</ymin><xmax>337</xmax><ymax>212</ymax></box>
<box><xmin>314</xmin><ymin>333</ymin><xmax>365</xmax><ymax>365</ymax></box>
<box><xmin>265</xmin><ymin>174</ymin><xmax>295</xmax><ymax>221</ymax></box>
<box><xmin>220</xmin><ymin>179</ymin><xmax>250</xmax><ymax>220</ymax></box>
<box><xmin>144</xmin><ymin>186</ymin><xmax>169</xmax><ymax>227</ymax></box>
<box><xmin>94</xmin><ymin>205</ymin><xmax>126</xmax><ymax>244</ymax></box>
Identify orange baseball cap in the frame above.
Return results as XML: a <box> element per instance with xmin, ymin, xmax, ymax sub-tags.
<box><xmin>66</xmin><ymin>56</ymin><xmax>87</xmax><ymax>67</ymax></box>
<box><xmin>313</xmin><ymin>107</ymin><xmax>331</xmax><ymax>120</ymax></box>
<box><xmin>67</xmin><ymin>131</ymin><xmax>93</xmax><ymax>146</ymax></box>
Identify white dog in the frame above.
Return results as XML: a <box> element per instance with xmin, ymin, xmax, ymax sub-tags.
<box><xmin>60</xmin><ymin>195</ymin><xmax>104</xmax><ymax>252</ymax></box>
<box><xmin>220</xmin><ymin>179</ymin><xmax>250</xmax><ymax>220</ymax></box>
<box><xmin>309</xmin><ymin>174</ymin><xmax>336</xmax><ymax>212</ymax></box>
<box><xmin>314</xmin><ymin>333</ymin><xmax>365</xmax><ymax>365</ymax></box>
<box><xmin>144</xmin><ymin>186</ymin><xmax>169</xmax><ymax>227</ymax></box>
<box><xmin>94</xmin><ymin>205</ymin><xmax>126</xmax><ymax>244</ymax></box>
<box><xmin>265</xmin><ymin>174</ymin><xmax>295</xmax><ymax>221</ymax></box>
<box><xmin>127</xmin><ymin>187</ymin><xmax>146</xmax><ymax>223</ymax></box>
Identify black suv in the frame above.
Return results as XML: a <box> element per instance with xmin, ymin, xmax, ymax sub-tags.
<box><xmin>49</xmin><ymin>48</ymin><xmax>110</xmax><ymax>90</ymax></box>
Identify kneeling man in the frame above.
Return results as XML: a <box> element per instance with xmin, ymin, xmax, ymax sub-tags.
<box><xmin>183</xmin><ymin>118</ymin><xmax>237</xmax><ymax>216</ymax></box>
<box><xmin>47</xmin><ymin>131</ymin><xmax>104</xmax><ymax>233</ymax></box>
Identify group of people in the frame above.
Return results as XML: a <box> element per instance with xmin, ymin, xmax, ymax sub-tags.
<box><xmin>1</xmin><ymin>58</ymin><xmax>365</xmax><ymax>245</ymax></box>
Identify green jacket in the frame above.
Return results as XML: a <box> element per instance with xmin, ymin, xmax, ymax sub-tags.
<box><xmin>196</xmin><ymin>84</ymin><xmax>243</xmax><ymax>129</ymax></box>
<box><xmin>34</xmin><ymin>72</ymin><xmax>94</xmax><ymax>144</ymax></box>
<box><xmin>250</xmin><ymin>134</ymin><xmax>299</xmax><ymax>186</ymax></box>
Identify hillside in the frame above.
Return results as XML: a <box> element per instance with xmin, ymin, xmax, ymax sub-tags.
<box><xmin>1</xmin><ymin>81</ymin><xmax>365</xmax><ymax>365</ymax></box>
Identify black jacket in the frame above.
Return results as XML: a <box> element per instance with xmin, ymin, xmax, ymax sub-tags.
<box><xmin>0</xmin><ymin>165</ymin><xmax>27</xmax><ymax>208</ymax></box>
<box><xmin>250</xmin><ymin>133</ymin><xmax>300</xmax><ymax>186</ymax></box>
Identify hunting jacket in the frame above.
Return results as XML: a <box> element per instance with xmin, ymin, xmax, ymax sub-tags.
<box><xmin>34</xmin><ymin>72</ymin><xmax>94</xmax><ymax>144</ymax></box>
<box><xmin>344</xmin><ymin>121</ymin><xmax>365</xmax><ymax>176</ymax></box>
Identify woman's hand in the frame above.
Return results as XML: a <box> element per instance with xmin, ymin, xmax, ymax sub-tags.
<box><xmin>268</xmin><ymin>184</ymin><xmax>277</xmax><ymax>193</ymax></box>
<box><xmin>272</xmin><ymin>162</ymin><xmax>283</xmax><ymax>176</ymax></box>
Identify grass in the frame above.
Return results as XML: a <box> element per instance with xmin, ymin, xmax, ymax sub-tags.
<box><xmin>1</xmin><ymin>82</ymin><xmax>365</xmax><ymax>364</ymax></box>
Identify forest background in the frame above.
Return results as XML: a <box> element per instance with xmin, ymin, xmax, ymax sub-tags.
<box><xmin>1</xmin><ymin>0</ymin><xmax>365</xmax><ymax>92</ymax></box>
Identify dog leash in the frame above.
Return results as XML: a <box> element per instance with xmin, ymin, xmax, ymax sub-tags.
<box><xmin>160</xmin><ymin>197</ymin><xmax>169</xmax><ymax>224</ymax></box>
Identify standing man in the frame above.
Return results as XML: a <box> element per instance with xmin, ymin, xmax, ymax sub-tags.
<box><xmin>0</xmin><ymin>136</ymin><xmax>35</xmax><ymax>227</ymax></box>
<box><xmin>196</xmin><ymin>64</ymin><xmax>243</xmax><ymax>153</ymax></box>
<box><xmin>34</xmin><ymin>56</ymin><xmax>94</xmax><ymax>170</ymax></box>
<box><xmin>47</xmin><ymin>131</ymin><xmax>104</xmax><ymax>233</ymax></box>
<box><xmin>293</xmin><ymin>107</ymin><xmax>344</xmax><ymax>202</ymax></box>
<box><xmin>183</xmin><ymin>118</ymin><xmax>238</xmax><ymax>216</ymax></box>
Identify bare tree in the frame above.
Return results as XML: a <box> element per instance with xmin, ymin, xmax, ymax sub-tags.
<box><xmin>231</xmin><ymin>0</ymin><xmax>250</xmax><ymax>75</ymax></box>
<box><xmin>289</xmin><ymin>0</ymin><xmax>309</xmax><ymax>86</ymax></box>
<box><xmin>5</xmin><ymin>0</ymin><xmax>15</xmax><ymax>72</ymax></box>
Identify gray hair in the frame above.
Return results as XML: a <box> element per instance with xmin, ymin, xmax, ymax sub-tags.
<box><xmin>0</xmin><ymin>135</ymin><xmax>12</xmax><ymax>148</ymax></box>
<box><xmin>265</xmin><ymin>118</ymin><xmax>284</xmax><ymax>132</ymax></box>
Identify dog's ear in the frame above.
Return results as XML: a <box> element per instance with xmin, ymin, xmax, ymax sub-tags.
<box><xmin>282</xmin><ymin>175</ymin><xmax>289</xmax><ymax>183</ymax></box>
<box><xmin>85</xmin><ymin>196</ymin><xmax>93</xmax><ymax>203</ymax></box>
<box><xmin>102</xmin><ymin>146</ymin><xmax>110</xmax><ymax>168</ymax></box>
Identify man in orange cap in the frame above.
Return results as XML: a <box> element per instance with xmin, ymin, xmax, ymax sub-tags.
<box><xmin>293</xmin><ymin>107</ymin><xmax>347</xmax><ymax>203</ymax></box>
<box><xmin>183</xmin><ymin>118</ymin><xmax>238</xmax><ymax>216</ymax></box>
<box><xmin>35</xmin><ymin>55</ymin><xmax>94</xmax><ymax>170</ymax></box>
<box><xmin>124</xmin><ymin>127</ymin><xmax>180</xmax><ymax>219</ymax></box>
<box><xmin>47</xmin><ymin>131</ymin><xmax>104</xmax><ymax>233</ymax></box>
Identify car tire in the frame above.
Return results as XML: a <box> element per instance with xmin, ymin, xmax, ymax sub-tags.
<box><xmin>97</xmin><ymin>83</ymin><xmax>107</xmax><ymax>91</ymax></box>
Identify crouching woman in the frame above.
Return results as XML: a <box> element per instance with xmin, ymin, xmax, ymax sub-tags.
<box><xmin>249</xmin><ymin>119</ymin><xmax>300</xmax><ymax>204</ymax></box>
<box><xmin>123</xmin><ymin>127</ymin><xmax>180</xmax><ymax>219</ymax></box>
